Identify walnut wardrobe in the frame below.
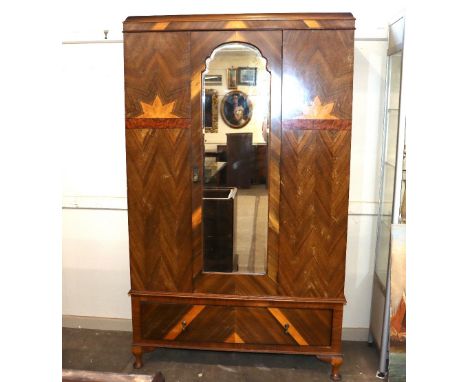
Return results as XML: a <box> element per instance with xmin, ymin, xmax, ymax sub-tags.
<box><xmin>123</xmin><ymin>13</ymin><xmax>355</xmax><ymax>381</ymax></box>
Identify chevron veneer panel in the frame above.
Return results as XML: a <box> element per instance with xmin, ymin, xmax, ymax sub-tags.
<box><xmin>272</xmin><ymin>308</ymin><xmax>333</xmax><ymax>346</ymax></box>
<box><xmin>140</xmin><ymin>303</ymin><xmax>191</xmax><ymax>340</ymax></box>
<box><xmin>124</xmin><ymin>32</ymin><xmax>191</xmax><ymax>118</ymax></box>
<box><xmin>279</xmin><ymin>29</ymin><xmax>353</xmax><ymax>300</ymax></box>
<box><xmin>140</xmin><ymin>303</ymin><xmax>234</xmax><ymax>343</ymax></box>
<box><xmin>278</xmin><ymin>129</ymin><xmax>351</xmax><ymax>298</ymax></box>
<box><xmin>126</xmin><ymin>129</ymin><xmax>192</xmax><ymax>292</ymax></box>
<box><xmin>282</xmin><ymin>30</ymin><xmax>354</xmax><ymax>120</ymax></box>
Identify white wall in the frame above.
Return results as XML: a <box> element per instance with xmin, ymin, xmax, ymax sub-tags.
<box><xmin>62</xmin><ymin>209</ymin><xmax>131</xmax><ymax>318</ymax></box>
<box><xmin>61</xmin><ymin>1</ymin><xmax>405</xmax><ymax>41</ymax></box>
<box><xmin>61</xmin><ymin>43</ymin><xmax>126</xmax><ymax>199</ymax></box>
<box><xmin>62</xmin><ymin>1</ymin><xmax>399</xmax><ymax>332</ymax></box>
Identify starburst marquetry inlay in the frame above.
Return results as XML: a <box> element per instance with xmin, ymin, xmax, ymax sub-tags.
<box><xmin>297</xmin><ymin>96</ymin><xmax>338</xmax><ymax>120</ymax></box>
<box><xmin>137</xmin><ymin>95</ymin><xmax>179</xmax><ymax>118</ymax></box>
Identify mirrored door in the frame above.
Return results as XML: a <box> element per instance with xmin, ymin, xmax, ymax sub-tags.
<box><xmin>201</xmin><ymin>43</ymin><xmax>270</xmax><ymax>274</ymax></box>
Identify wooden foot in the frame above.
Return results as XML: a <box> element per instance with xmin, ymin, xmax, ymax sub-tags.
<box><xmin>132</xmin><ymin>345</ymin><xmax>157</xmax><ymax>369</ymax></box>
<box><xmin>317</xmin><ymin>355</ymin><xmax>343</xmax><ymax>381</ymax></box>
<box><xmin>132</xmin><ymin>346</ymin><xmax>143</xmax><ymax>369</ymax></box>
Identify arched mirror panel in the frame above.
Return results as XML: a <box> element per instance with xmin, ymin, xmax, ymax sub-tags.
<box><xmin>201</xmin><ymin>43</ymin><xmax>270</xmax><ymax>274</ymax></box>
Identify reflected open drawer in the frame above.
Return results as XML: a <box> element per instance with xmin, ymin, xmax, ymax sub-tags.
<box><xmin>203</xmin><ymin>187</ymin><xmax>237</xmax><ymax>199</ymax></box>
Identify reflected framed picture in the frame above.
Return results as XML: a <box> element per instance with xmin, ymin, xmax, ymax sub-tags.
<box><xmin>204</xmin><ymin>89</ymin><xmax>218</xmax><ymax>133</ymax></box>
<box><xmin>221</xmin><ymin>90</ymin><xmax>253</xmax><ymax>129</ymax></box>
<box><xmin>237</xmin><ymin>67</ymin><xmax>257</xmax><ymax>86</ymax></box>
<box><xmin>205</xmin><ymin>74</ymin><xmax>222</xmax><ymax>86</ymax></box>
<box><xmin>227</xmin><ymin>68</ymin><xmax>237</xmax><ymax>89</ymax></box>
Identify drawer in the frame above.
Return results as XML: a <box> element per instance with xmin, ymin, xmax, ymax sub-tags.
<box><xmin>140</xmin><ymin>302</ymin><xmax>234</xmax><ymax>343</ymax></box>
<box><xmin>138</xmin><ymin>301</ymin><xmax>333</xmax><ymax>347</ymax></box>
<box><xmin>234</xmin><ymin>307</ymin><xmax>333</xmax><ymax>347</ymax></box>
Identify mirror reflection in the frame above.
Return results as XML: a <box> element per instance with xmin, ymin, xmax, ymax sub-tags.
<box><xmin>202</xmin><ymin>43</ymin><xmax>270</xmax><ymax>274</ymax></box>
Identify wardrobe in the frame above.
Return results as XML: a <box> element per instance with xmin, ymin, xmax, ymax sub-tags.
<box><xmin>123</xmin><ymin>13</ymin><xmax>354</xmax><ymax>381</ymax></box>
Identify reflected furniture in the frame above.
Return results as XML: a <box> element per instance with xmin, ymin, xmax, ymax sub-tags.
<box><xmin>226</xmin><ymin>133</ymin><xmax>253</xmax><ymax>189</ymax></box>
<box><xmin>253</xmin><ymin>144</ymin><xmax>267</xmax><ymax>185</ymax></box>
<box><xmin>123</xmin><ymin>13</ymin><xmax>354</xmax><ymax>381</ymax></box>
<box><xmin>203</xmin><ymin>187</ymin><xmax>238</xmax><ymax>272</ymax></box>
<box><xmin>212</xmin><ymin>144</ymin><xmax>267</xmax><ymax>186</ymax></box>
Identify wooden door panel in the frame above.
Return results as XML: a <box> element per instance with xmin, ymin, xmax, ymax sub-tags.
<box><xmin>126</xmin><ymin>129</ymin><xmax>192</xmax><ymax>292</ymax></box>
<box><xmin>279</xmin><ymin>29</ymin><xmax>353</xmax><ymax>299</ymax></box>
<box><xmin>278</xmin><ymin>129</ymin><xmax>351</xmax><ymax>298</ymax></box>
<box><xmin>124</xmin><ymin>31</ymin><xmax>193</xmax><ymax>294</ymax></box>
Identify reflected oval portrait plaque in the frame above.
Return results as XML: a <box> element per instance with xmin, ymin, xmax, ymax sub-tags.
<box><xmin>221</xmin><ymin>90</ymin><xmax>253</xmax><ymax>129</ymax></box>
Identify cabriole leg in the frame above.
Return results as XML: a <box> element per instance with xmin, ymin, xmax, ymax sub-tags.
<box><xmin>317</xmin><ymin>355</ymin><xmax>343</xmax><ymax>381</ymax></box>
<box><xmin>132</xmin><ymin>345</ymin><xmax>143</xmax><ymax>369</ymax></box>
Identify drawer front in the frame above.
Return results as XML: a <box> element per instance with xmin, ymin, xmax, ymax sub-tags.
<box><xmin>140</xmin><ymin>302</ymin><xmax>234</xmax><ymax>343</ymax></box>
<box><xmin>234</xmin><ymin>307</ymin><xmax>333</xmax><ymax>347</ymax></box>
<box><xmin>139</xmin><ymin>301</ymin><xmax>333</xmax><ymax>347</ymax></box>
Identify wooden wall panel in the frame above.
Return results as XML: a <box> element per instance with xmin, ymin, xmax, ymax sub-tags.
<box><xmin>126</xmin><ymin>129</ymin><xmax>192</xmax><ymax>292</ymax></box>
<box><xmin>124</xmin><ymin>32</ymin><xmax>191</xmax><ymax>118</ymax></box>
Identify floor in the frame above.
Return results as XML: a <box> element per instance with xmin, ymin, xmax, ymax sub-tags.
<box><xmin>63</xmin><ymin>328</ymin><xmax>384</xmax><ymax>381</ymax></box>
<box><xmin>235</xmin><ymin>186</ymin><xmax>268</xmax><ymax>273</ymax></box>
